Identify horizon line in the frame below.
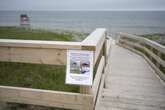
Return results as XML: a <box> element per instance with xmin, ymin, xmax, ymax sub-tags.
<box><xmin>0</xmin><ymin>9</ymin><xmax>165</xmax><ymax>11</ymax></box>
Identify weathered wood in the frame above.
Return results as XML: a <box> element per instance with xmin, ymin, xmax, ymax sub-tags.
<box><xmin>119</xmin><ymin>32</ymin><xmax>144</xmax><ymax>42</ymax></box>
<box><xmin>82</xmin><ymin>28</ymin><xmax>106</xmax><ymax>64</ymax></box>
<box><xmin>95</xmin><ymin>44</ymin><xmax>111</xmax><ymax>110</ymax></box>
<box><xmin>106</xmin><ymin>38</ymin><xmax>112</xmax><ymax>58</ymax></box>
<box><xmin>103</xmin><ymin>41</ymin><xmax>107</xmax><ymax>66</ymax></box>
<box><xmin>119</xmin><ymin>39</ymin><xmax>165</xmax><ymax>67</ymax></box>
<box><xmin>0</xmin><ymin>39</ymin><xmax>82</xmax><ymax>65</ymax></box>
<box><xmin>119</xmin><ymin>39</ymin><xmax>142</xmax><ymax>49</ymax></box>
<box><xmin>0</xmin><ymin>39</ymin><xmax>81</xmax><ymax>49</ymax></box>
<box><xmin>92</xmin><ymin>56</ymin><xmax>105</xmax><ymax>101</ymax></box>
<box><xmin>95</xmin><ymin>74</ymin><xmax>105</xmax><ymax>110</ymax></box>
<box><xmin>0</xmin><ymin>46</ymin><xmax>67</xmax><ymax>65</ymax></box>
<box><xmin>120</xmin><ymin>43</ymin><xmax>165</xmax><ymax>82</ymax></box>
<box><xmin>94</xmin><ymin>39</ymin><xmax>112</xmax><ymax>110</ymax></box>
<box><xmin>0</xmin><ymin>86</ymin><xmax>93</xmax><ymax>110</ymax></box>
<box><xmin>157</xmin><ymin>52</ymin><xmax>162</xmax><ymax>68</ymax></box>
<box><xmin>142</xmin><ymin>46</ymin><xmax>165</xmax><ymax>67</ymax></box>
<box><xmin>119</xmin><ymin>32</ymin><xmax>165</xmax><ymax>54</ymax></box>
<box><xmin>97</xmin><ymin>45</ymin><xmax>165</xmax><ymax>110</ymax></box>
<box><xmin>80</xmin><ymin>86</ymin><xmax>92</xmax><ymax>94</ymax></box>
<box><xmin>120</xmin><ymin>39</ymin><xmax>165</xmax><ymax>82</ymax></box>
<box><xmin>0</xmin><ymin>29</ymin><xmax>107</xmax><ymax>66</ymax></box>
<box><xmin>149</xmin><ymin>47</ymin><xmax>154</xmax><ymax>61</ymax></box>
<box><xmin>144</xmin><ymin>38</ymin><xmax>165</xmax><ymax>55</ymax></box>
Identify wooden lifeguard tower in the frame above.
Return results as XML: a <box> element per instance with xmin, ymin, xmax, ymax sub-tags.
<box><xmin>20</xmin><ymin>14</ymin><xmax>30</xmax><ymax>28</ymax></box>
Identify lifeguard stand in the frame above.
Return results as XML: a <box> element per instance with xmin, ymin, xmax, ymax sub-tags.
<box><xmin>20</xmin><ymin>14</ymin><xmax>30</xmax><ymax>28</ymax></box>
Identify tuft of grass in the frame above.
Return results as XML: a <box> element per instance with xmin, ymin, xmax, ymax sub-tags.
<box><xmin>0</xmin><ymin>26</ymin><xmax>75</xmax><ymax>41</ymax></box>
<box><xmin>0</xmin><ymin>61</ymin><xmax>79</xmax><ymax>92</ymax></box>
<box><xmin>141</xmin><ymin>33</ymin><xmax>165</xmax><ymax>46</ymax></box>
<box><xmin>142</xmin><ymin>33</ymin><xmax>162</xmax><ymax>40</ymax></box>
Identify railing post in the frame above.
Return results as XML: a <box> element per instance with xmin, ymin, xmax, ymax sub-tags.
<box><xmin>148</xmin><ymin>46</ymin><xmax>153</xmax><ymax>61</ymax></box>
<box><xmin>115</xmin><ymin>32</ymin><xmax>120</xmax><ymax>44</ymax></box>
<box><xmin>157</xmin><ymin>52</ymin><xmax>161</xmax><ymax>68</ymax></box>
<box><xmin>80</xmin><ymin>86</ymin><xmax>92</xmax><ymax>94</ymax></box>
<box><xmin>103</xmin><ymin>39</ymin><xmax>107</xmax><ymax>66</ymax></box>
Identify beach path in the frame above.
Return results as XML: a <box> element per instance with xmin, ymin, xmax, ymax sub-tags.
<box><xmin>96</xmin><ymin>44</ymin><xmax>165</xmax><ymax>110</ymax></box>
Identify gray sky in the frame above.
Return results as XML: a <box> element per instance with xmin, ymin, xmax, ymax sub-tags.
<box><xmin>0</xmin><ymin>0</ymin><xmax>165</xmax><ymax>11</ymax></box>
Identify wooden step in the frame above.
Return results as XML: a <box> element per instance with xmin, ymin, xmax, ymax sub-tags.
<box><xmin>99</xmin><ymin>100</ymin><xmax>164</xmax><ymax>110</ymax></box>
<box><xmin>95</xmin><ymin>45</ymin><xmax>165</xmax><ymax>110</ymax></box>
<box><xmin>104</xmin><ymin>84</ymin><xmax>165</xmax><ymax>95</ymax></box>
<box><xmin>101</xmin><ymin>95</ymin><xmax>165</xmax><ymax>109</ymax></box>
<box><xmin>105</xmin><ymin>80</ymin><xmax>165</xmax><ymax>90</ymax></box>
<box><xmin>103</xmin><ymin>89</ymin><xmax>165</xmax><ymax>101</ymax></box>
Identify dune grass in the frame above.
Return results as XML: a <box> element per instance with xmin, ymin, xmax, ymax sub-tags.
<box><xmin>0</xmin><ymin>26</ymin><xmax>75</xmax><ymax>41</ymax></box>
<box><xmin>0</xmin><ymin>62</ymin><xmax>79</xmax><ymax>92</ymax></box>
<box><xmin>141</xmin><ymin>33</ymin><xmax>165</xmax><ymax>46</ymax></box>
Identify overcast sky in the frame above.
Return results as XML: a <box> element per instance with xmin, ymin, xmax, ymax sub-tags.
<box><xmin>0</xmin><ymin>0</ymin><xmax>165</xmax><ymax>11</ymax></box>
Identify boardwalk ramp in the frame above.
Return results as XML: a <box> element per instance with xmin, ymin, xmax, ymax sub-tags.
<box><xmin>96</xmin><ymin>44</ymin><xmax>165</xmax><ymax>110</ymax></box>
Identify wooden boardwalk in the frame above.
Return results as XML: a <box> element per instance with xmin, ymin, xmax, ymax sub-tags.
<box><xmin>96</xmin><ymin>44</ymin><xmax>165</xmax><ymax>110</ymax></box>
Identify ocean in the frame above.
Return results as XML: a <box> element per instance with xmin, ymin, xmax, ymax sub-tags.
<box><xmin>0</xmin><ymin>11</ymin><xmax>165</xmax><ymax>34</ymax></box>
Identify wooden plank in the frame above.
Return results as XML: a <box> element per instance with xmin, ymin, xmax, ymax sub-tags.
<box><xmin>82</xmin><ymin>28</ymin><xmax>106</xmax><ymax>50</ymax></box>
<box><xmin>0</xmin><ymin>47</ymin><xmax>10</xmax><ymax>62</ymax></box>
<box><xmin>82</xmin><ymin>28</ymin><xmax>106</xmax><ymax>64</ymax></box>
<box><xmin>119</xmin><ymin>43</ymin><xmax>165</xmax><ymax>82</ymax></box>
<box><xmin>92</xmin><ymin>56</ymin><xmax>105</xmax><ymax>102</ymax></box>
<box><xmin>119</xmin><ymin>39</ymin><xmax>141</xmax><ymax>48</ymax></box>
<box><xmin>119</xmin><ymin>33</ymin><xmax>165</xmax><ymax>54</ymax></box>
<box><xmin>142</xmin><ymin>46</ymin><xmax>165</xmax><ymax>67</ymax></box>
<box><xmin>95</xmin><ymin>74</ymin><xmax>105</xmax><ymax>110</ymax></box>
<box><xmin>0</xmin><ymin>39</ymin><xmax>81</xmax><ymax>49</ymax></box>
<box><xmin>103</xmin><ymin>88</ymin><xmax>165</xmax><ymax>98</ymax></box>
<box><xmin>119</xmin><ymin>32</ymin><xmax>143</xmax><ymax>42</ymax></box>
<box><xmin>101</xmin><ymin>95</ymin><xmax>165</xmax><ymax>110</ymax></box>
<box><xmin>103</xmin><ymin>40</ymin><xmax>107</xmax><ymax>65</ymax></box>
<box><xmin>99</xmin><ymin>99</ymin><xmax>164</xmax><ymax>110</ymax></box>
<box><xmin>97</xmin><ymin>44</ymin><xmax>165</xmax><ymax>110</ymax></box>
<box><xmin>80</xmin><ymin>86</ymin><xmax>92</xmax><ymax>94</ymax></box>
<box><xmin>95</xmin><ymin>54</ymin><xmax>110</xmax><ymax>110</ymax></box>
<box><xmin>106</xmin><ymin>38</ymin><xmax>112</xmax><ymax>58</ymax></box>
<box><xmin>156</xmin><ymin>52</ymin><xmax>161</xmax><ymax>68</ymax></box>
<box><xmin>0</xmin><ymin>86</ymin><xmax>93</xmax><ymax>110</ymax></box>
<box><xmin>144</xmin><ymin>38</ymin><xmax>165</xmax><ymax>55</ymax></box>
<box><xmin>0</xmin><ymin>39</ymin><xmax>82</xmax><ymax>65</ymax></box>
<box><xmin>104</xmin><ymin>52</ymin><xmax>111</xmax><ymax>85</ymax></box>
<box><xmin>0</xmin><ymin>47</ymin><xmax>67</xmax><ymax>65</ymax></box>
<box><xmin>119</xmin><ymin>39</ymin><xmax>165</xmax><ymax>67</ymax></box>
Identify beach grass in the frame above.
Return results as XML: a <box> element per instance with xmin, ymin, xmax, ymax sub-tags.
<box><xmin>0</xmin><ymin>26</ymin><xmax>76</xmax><ymax>41</ymax></box>
<box><xmin>0</xmin><ymin>61</ymin><xmax>79</xmax><ymax>92</ymax></box>
<box><xmin>141</xmin><ymin>33</ymin><xmax>165</xmax><ymax>46</ymax></box>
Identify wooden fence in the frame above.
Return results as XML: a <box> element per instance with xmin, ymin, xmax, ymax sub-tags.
<box><xmin>118</xmin><ymin>32</ymin><xmax>165</xmax><ymax>82</ymax></box>
<box><xmin>0</xmin><ymin>28</ymin><xmax>111</xmax><ymax>110</ymax></box>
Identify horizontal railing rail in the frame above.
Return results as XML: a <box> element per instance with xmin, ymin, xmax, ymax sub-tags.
<box><xmin>118</xmin><ymin>32</ymin><xmax>165</xmax><ymax>82</ymax></box>
<box><xmin>0</xmin><ymin>86</ymin><xmax>93</xmax><ymax>110</ymax></box>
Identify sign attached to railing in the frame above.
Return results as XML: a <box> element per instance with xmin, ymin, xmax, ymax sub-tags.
<box><xmin>65</xmin><ymin>50</ymin><xmax>93</xmax><ymax>86</ymax></box>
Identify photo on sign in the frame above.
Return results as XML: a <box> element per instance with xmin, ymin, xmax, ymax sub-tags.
<box><xmin>70</xmin><ymin>59</ymin><xmax>90</xmax><ymax>75</ymax></box>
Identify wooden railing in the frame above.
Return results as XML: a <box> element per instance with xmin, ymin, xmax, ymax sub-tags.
<box><xmin>118</xmin><ymin>32</ymin><xmax>165</xmax><ymax>82</ymax></box>
<box><xmin>0</xmin><ymin>28</ymin><xmax>111</xmax><ymax>110</ymax></box>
